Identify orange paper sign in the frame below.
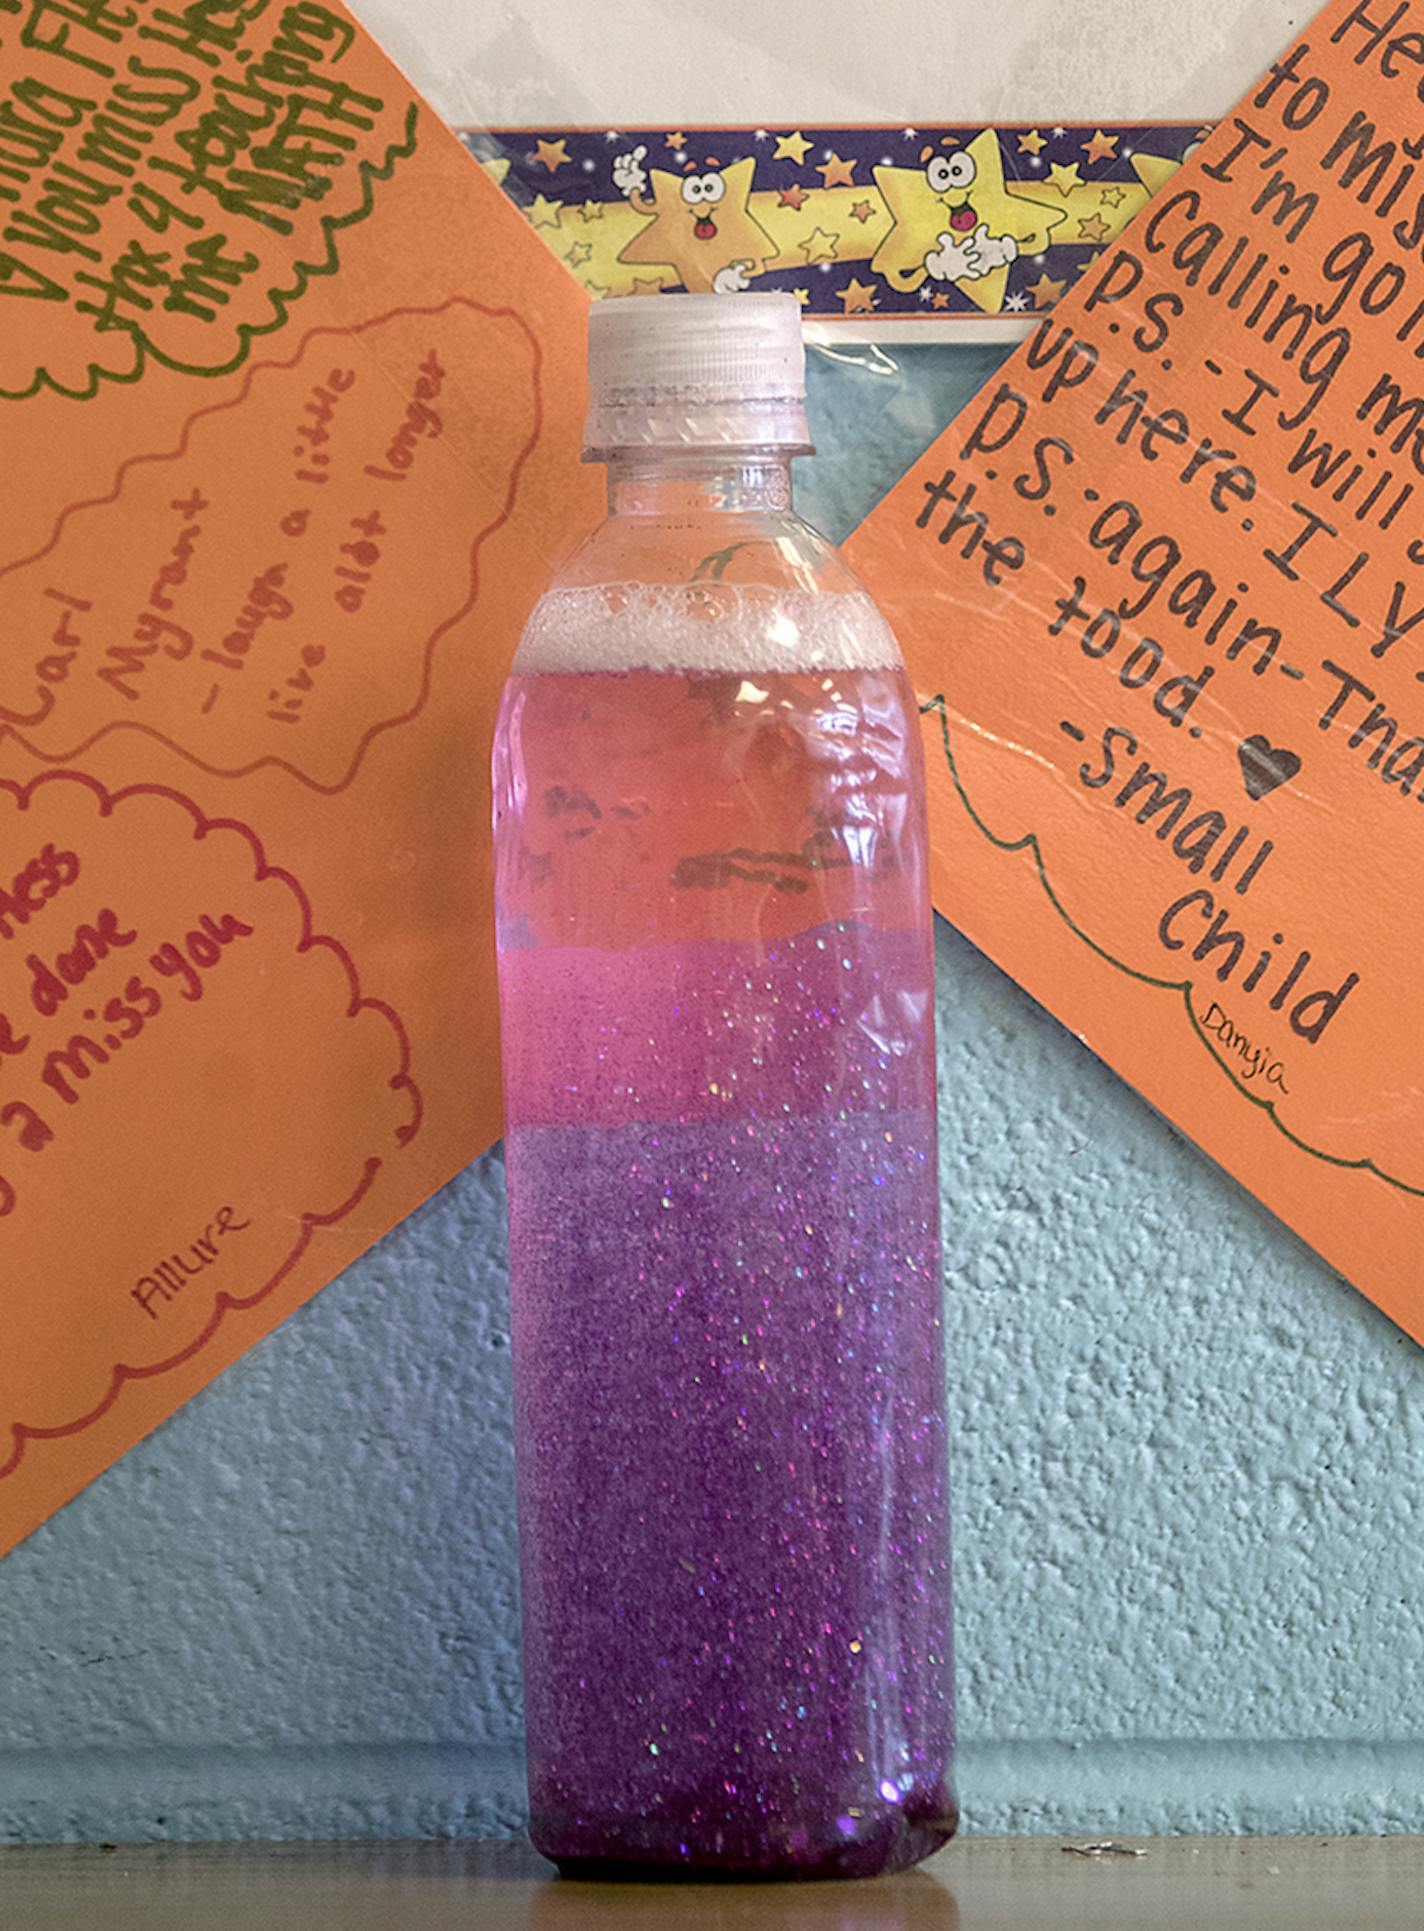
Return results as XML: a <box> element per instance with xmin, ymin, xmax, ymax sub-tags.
<box><xmin>0</xmin><ymin>1</ymin><xmax>602</xmax><ymax>1554</ymax></box>
<box><xmin>847</xmin><ymin>0</ymin><xmax>1424</xmax><ymax>1341</ymax></box>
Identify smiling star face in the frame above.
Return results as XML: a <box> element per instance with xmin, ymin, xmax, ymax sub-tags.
<box><xmin>871</xmin><ymin>127</ymin><xmax>1069</xmax><ymax>309</ymax></box>
<box><xmin>925</xmin><ymin>147</ymin><xmax>980</xmax><ymax>232</ymax></box>
<box><xmin>618</xmin><ymin>157</ymin><xmax>776</xmax><ymax>294</ymax></box>
<box><xmin>681</xmin><ymin>168</ymin><xmax>727</xmax><ymax>241</ymax></box>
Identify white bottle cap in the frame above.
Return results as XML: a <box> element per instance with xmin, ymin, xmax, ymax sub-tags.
<box><xmin>584</xmin><ymin>293</ymin><xmax>813</xmax><ymax>458</ymax></box>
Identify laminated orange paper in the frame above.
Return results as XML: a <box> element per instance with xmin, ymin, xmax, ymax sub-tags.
<box><xmin>849</xmin><ymin>0</ymin><xmax>1424</xmax><ymax>1343</ymax></box>
<box><xmin>0</xmin><ymin>0</ymin><xmax>603</xmax><ymax>1556</ymax></box>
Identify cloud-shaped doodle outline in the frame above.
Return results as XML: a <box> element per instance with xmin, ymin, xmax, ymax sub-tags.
<box><xmin>0</xmin><ymin>767</ymin><xmax>423</xmax><ymax>1482</ymax></box>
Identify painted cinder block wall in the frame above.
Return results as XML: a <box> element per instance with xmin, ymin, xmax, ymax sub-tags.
<box><xmin>2</xmin><ymin>341</ymin><xmax>1422</xmax><ymax>1843</ymax></box>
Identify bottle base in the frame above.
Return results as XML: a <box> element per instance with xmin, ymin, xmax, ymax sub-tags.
<box><xmin>536</xmin><ymin>1799</ymin><xmax>959</xmax><ymax>1883</ymax></box>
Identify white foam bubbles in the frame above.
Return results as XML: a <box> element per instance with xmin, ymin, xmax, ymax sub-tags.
<box><xmin>513</xmin><ymin>581</ymin><xmax>902</xmax><ymax>676</ymax></box>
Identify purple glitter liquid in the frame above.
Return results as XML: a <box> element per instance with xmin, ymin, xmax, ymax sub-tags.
<box><xmin>493</xmin><ymin>625</ymin><xmax>956</xmax><ymax>1878</ymax></box>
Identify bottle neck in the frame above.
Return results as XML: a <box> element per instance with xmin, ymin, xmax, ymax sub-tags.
<box><xmin>604</xmin><ymin>448</ymin><xmax>794</xmax><ymax>519</ymax></box>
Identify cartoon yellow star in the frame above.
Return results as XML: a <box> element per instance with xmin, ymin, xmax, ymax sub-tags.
<box><xmin>1131</xmin><ymin>151</ymin><xmax>1184</xmax><ymax>197</ymax></box>
<box><xmin>580</xmin><ymin>199</ymin><xmax>605</xmax><ymax>221</ymax></box>
<box><xmin>527</xmin><ymin>193</ymin><xmax>564</xmax><ymax>232</ymax></box>
<box><xmin>870</xmin><ymin>127</ymin><xmax>1068</xmax><ymax>313</ymax></box>
<box><xmin>632</xmin><ymin>276</ymin><xmax>670</xmax><ymax>296</ymax></box>
<box><xmin>774</xmin><ymin>130</ymin><xmax>813</xmax><ymax>166</ymax></box>
<box><xmin>1100</xmin><ymin>185</ymin><xmax>1127</xmax><ymax>208</ymax></box>
<box><xmin>533</xmin><ymin>138</ymin><xmax>570</xmax><ymax>174</ymax></box>
<box><xmin>818</xmin><ymin>151</ymin><xmax>857</xmax><ymax>189</ymax></box>
<box><xmin>618</xmin><ymin>158</ymin><xmax>777</xmax><ymax>294</ymax></box>
<box><xmin>565</xmin><ymin>239</ymin><xmax>593</xmax><ymax>267</ymax></box>
<box><xmin>799</xmin><ymin>226</ymin><xmax>840</xmax><ymax>264</ymax></box>
<box><xmin>481</xmin><ymin>157</ymin><xmax>511</xmax><ymax>188</ymax></box>
<box><xmin>1047</xmin><ymin>161</ymin><xmax>1085</xmax><ymax>197</ymax></box>
<box><xmin>1078</xmin><ymin>213</ymin><xmax>1111</xmax><ymax>243</ymax></box>
<box><xmin>1081</xmin><ymin>129</ymin><xmax>1119</xmax><ymax>166</ymax></box>
<box><xmin>1028</xmin><ymin>270</ymin><xmax>1067</xmax><ymax>307</ymax></box>
<box><xmin>838</xmin><ymin>276</ymin><xmax>877</xmax><ymax>313</ymax></box>
<box><xmin>792</xmin><ymin>288</ymin><xmax>811</xmax><ymax>306</ymax></box>
<box><xmin>1018</xmin><ymin>129</ymin><xmax>1048</xmax><ymax>157</ymax></box>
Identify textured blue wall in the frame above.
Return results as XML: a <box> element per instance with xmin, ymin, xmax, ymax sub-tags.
<box><xmin>2</xmin><ymin>347</ymin><xmax>1422</xmax><ymax>1844</ymax></box>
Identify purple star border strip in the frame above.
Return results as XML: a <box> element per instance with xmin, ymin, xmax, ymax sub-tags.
<box><xmin>463</xmin><ymin>123</ymin><xmax>1205</xmax><ymax>325</ymax></box>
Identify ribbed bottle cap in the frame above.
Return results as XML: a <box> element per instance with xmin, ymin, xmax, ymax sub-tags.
<box><xmin>584</xmin><ymin>293</ymin><xmax>813</xmax><ymax>457</ymax></box>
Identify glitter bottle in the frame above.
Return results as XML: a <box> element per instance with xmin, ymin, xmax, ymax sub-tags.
<box><xmin>492</xmin><ymin>294</ymin><xmax>955</xmax><ymax>1878</ymax></box>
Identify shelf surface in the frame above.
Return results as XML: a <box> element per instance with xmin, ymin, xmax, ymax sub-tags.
<box><xmin>2</xmin><ymin>1834</ymin><xmax>1422</xmax><ymax>1928</ymax></box>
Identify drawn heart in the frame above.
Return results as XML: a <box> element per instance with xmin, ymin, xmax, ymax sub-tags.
<box><xmin>1238</xmin><ymin>735</ymin><xmax>1302</xmax><ymax>802</ymax></box>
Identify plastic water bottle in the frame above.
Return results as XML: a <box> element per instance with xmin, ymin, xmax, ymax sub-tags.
<box><xmin>492</xmin><ymin>294</ymin><xmax>955</xmax><ymax>1878</ymax></box>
